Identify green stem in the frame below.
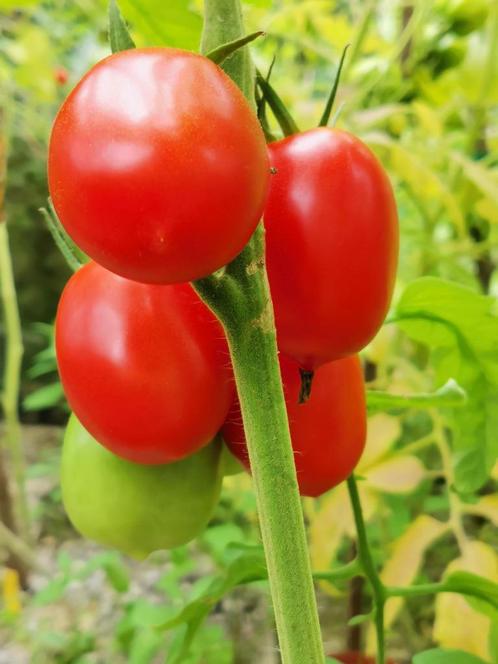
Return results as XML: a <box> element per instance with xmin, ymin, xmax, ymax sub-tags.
<box><xmin>313</xmin><ymin>558</ymin><xmax>361</xmax><ymax>583</ymax></box>
<box><xmin>0</xmin><ymin>222</ymin><xmax>30</xmax><ymax>543</ymax></box>
<box><xmin>386</xmin><ymin>581</ymin><xmax>450</xmax><ymax>599</ymax></box>
<box><xmin>195</xmin><ymin>228</ymin><xmax>324</xmax><ymax>664</ymax></box>
<box><xmin>196</xmin><ymin>4</ymin><xmax>325</xmax><ymax>660</ymax></box>
<box><xmin>347</xmin><ymin>475</ymin><xmax>386</xmax><ymax>664</ymax></box>
<box><xmin>201</xmin><ymin>0</ymin><xmax>255</xmax><ymax>106</ymax></box>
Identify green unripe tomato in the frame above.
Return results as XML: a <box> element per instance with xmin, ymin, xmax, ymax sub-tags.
<box><xmin>61</xmin><ymin>415</ymin><xmax>223</xmax><ymax>559</ymax></box>
<box><xmin>221</xmin><ymin>443</ymin><xmax>245</xmax><ymax>477</ymax></box>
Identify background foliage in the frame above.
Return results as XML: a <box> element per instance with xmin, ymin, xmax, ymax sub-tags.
<box><xmin>0</xmin><ymin>0</ymin><xmax>497</xmax><ymax>662</ymax></box>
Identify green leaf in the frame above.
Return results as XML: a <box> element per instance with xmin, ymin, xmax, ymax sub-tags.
<box><xmin>367</xmin><ymin>379</ymin><xmax>467</xmax><ymax>414</ymax></box>
<box><xmin>256</xmin><ymin>71</ymin><xmax>299</xmax><ymax>137</ymax></box>
<box><xmin>394</xmin><ymin>277</ymin><xmax>498</xmax><ymax>492</ymax></box>
<box><xmin>347</xmin><ymin>612</ymin><xmax>372</xmax><ymax>627</ymax></box>
<box><xmin>101</xmin><ymin>554</ymin><xmax>130</xmax><ymax>593</ymax></box>
<box><xmin>129</xmin><ymin>628</ymin><xmax>164</xmax><ymax>664</ymax></box>
<box><xmin>154</xmin><ymin>550</ymin><xmax>267</xmax><ymax>635</ymax></box>
<box><xmin>413</xmin><ymin>649</ymin><xmax>489</xmax><ymax>664</ymax></box>
<box><xmin>109</xmin><ymin>0</ymin><xmax>136</xmax><ymax>53</ymax></box>
<box><xmin>445</xmin><ymin>571</ymin><xmax>498</xmax><ymax>621</ymax></box>
<box><xmin>23</xmin><ymin>382</ymin><xmax>65</xmax><ymax>411</ymax></box>
<box><xmin>318</xmin><ymin>43</ymin><xmax>349</xmax><ymax>128</ymax></box>
<box><xmin>206</xmin><ymin>31</ymin><xmax>264</xmax><ymax>65</ymax></box>
<box><xmin>120</xmin><ymin>0</ymin><xmax>202</xmax><ymax>50</ymax></box>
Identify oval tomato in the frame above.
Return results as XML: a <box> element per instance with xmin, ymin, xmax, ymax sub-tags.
<box><xmin>223</xmin><ymin>354</ymin><xmax>366</xmax><ymax>497</ymax></box>
<box><xmin>62</xmin><ymin>415</ymin><xmax>223</xmax><ymax>558</ymax></box>
<box><xmin>48</xmin><ymin>48</ymin><xmax>269</xmax><ymax>284</ymax></box>
<box><xmin>265</xmin><ymin>128</ymin><xmax>398</xmax><ymax>370</ymax></box>
<box><xmin>55</xmin><ymin>261</ymin><xmax>234</xmax><ymax>464</ymax></box>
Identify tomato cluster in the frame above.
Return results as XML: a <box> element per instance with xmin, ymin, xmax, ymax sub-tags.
<box><xmin>49</xmin><ymin>46</ymin><xmax>397</xmax><ymax>556</ymax></box>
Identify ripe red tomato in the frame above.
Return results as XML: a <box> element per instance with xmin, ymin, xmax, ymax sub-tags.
<box><xmin>265</xmin><ymin>128</ymin><xmax>398</xmax><ymax>370</ymax></box>
<box><xmin>55</xmin><ymin>261</ymin><xmax>234</xmax><ymax>464</ymax></box>
<box><xmin>223</xmin><ymin>354</ymin><xmax>366</xmax><ymax>497</ymax></box>
<box><xmin>48</xmin><ymin>48</ymin><xmax>270</xmax><ymax>284</ymax></box>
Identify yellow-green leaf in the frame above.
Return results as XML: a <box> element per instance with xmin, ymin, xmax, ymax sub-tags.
<box><xmin>434</xmin><ymin>542</ymin><xmax>498</xmax><ymax>661</ymax></box>
<box><xmin>366</xmin><ymin>515</ymin><xmax>449</xmax><ymax>653</ymax></box>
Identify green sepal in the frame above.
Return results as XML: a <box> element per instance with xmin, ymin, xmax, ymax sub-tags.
<box><xmin>206</xmin><ymin>31</ymin><xmax>264</xmax><ymax>65</ymax></box>
<box><xmin>256</xmin><ymin>71</ymin><xmax>299</xmax><ymax>137</ymax></box>
<box><xmin>318</xmin><ymin>43</ymin><xmax>349</xmax><ymax>127</ymax></box>
<box><xmin>108</xmin><ymin>0</ymin><xmax>136</xmax><ymax>54</ymax></box>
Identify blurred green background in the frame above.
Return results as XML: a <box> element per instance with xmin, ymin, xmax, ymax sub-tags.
<box><xmin>1</xmin><ymin>1</ymin><xmax>497</xmax><ymax>662</ymax></box>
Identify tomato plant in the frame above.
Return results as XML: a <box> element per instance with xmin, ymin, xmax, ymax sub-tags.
<box><xmin>55</xmin><ymin>261</ymin><xmax>234</xmax><ymax>464</ymax></box>
<box><xmin>48</xmin><ymin>47</ymin><xmax>270</xmax><ymax>284</ymax></box>
<box><xmin>223</xmin><ymin>354</ymin><xmax>366</xmax><ymax>497</ymax></box>
<box><xmin>265</xmin><ymin>128</ymin><xmax>398</xmax><ymax>370</ymax></box>
<box><xmin>61</xmin><ymin>415</ymin><xmax>223</xmax><ymax>558</ymax></box>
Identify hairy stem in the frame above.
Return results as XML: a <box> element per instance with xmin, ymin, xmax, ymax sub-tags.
<box><xmin>195</xmin><ymin>3</ymin><xmax>325</xmax><ymax>661</ymax></box>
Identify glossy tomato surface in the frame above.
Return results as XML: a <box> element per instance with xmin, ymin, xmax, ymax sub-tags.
<box><xmin>223</xmin><ymin>354</ymin><xmax>366</xmax><ymax>497</ymax></box>
<box><xmin>265</xmin><ymin>128</ymin><xmax>398</xmax><ymax>370</ymax></box>
<box><xmin>62</xmin><ymin>415</ymin><xmax>223</xmax><ymax>558</ymax></box>
<box><xmin>56</xmin><ymin>262</ymin><xmax>234</xmax><ymax>464</ymax></box>
<box><xmin>48</xmin><ymin>48</ymin><xmax>269</xmax><ymax>284</ymax></box>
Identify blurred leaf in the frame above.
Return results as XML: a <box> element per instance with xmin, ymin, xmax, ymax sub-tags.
<box><xmin>366</xmin><ymin>134</ymin><xmax>466</xmax><ymax>235</ymax></box>
<box><xmin>365</xmin><ymin>456</ymin><xmax>427</xmax><ymax>494</ymax></box>
<box><xmin>366</xmin><ymin>515</ymin><xmax>449</xmax><ymax>651</ymax></box>
<box><xmin>360</xmin><ymin>414</ymin><xmax>401</xmax><ymax>469</ymax></box>
<box><xmin>119</xmin><ymin>0</ymin><xmax>202</xmax><ymax>50</ymax></box>
<box><xmin>434</xmin><ymin>541</ymin><xmax>498</xmax><ymax>661</ymax></box>
<box><xmin>147</xmin><ymin>550</ymin><xmax>268</xmax><ymax>647</ymax></box>
<box><xmin>128</xmin><ymin>628</ymin><xmax>163</xmax><ymax>664</ymax></box>
<box><xmin>413</xmin><ymin>649</ymin><xmax>488</xmax><ymax>664</ymax></box>
<box><xmin>367</xmin><ymin>379</ymin><xmax>467</xmax><ymax>414</ymax></box>
<box><xmin>101</xmin><ymin>554</ymin><xmax>130</xmax><ymax>593</ymax></box>
<box><xmin>463</xmin><ymin>494</ymin><xmax>498</xmax><ymax>527</ymax></box>
<box><xmin>395</xmin><ymin>277</ymin><xmax>498</xmax><ymax>492</ymax></box>
<box><xmin>347</xmin><ymin>612</ymin><xmax>372</xmax><ymax>627</ymax></box>
<box><xmin>23</xmin><ymin>381</ymin><xmax>64</xmax><ymax>411</ymax></box>
<box><xmin>32</xmin><ymin>577</ymin><xmax>69</xmax><ymax>607</ymax></box>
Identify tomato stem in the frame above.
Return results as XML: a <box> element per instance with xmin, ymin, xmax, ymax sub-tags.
<box><xmin>195</xmin><ymin>2</ymin><xmax>325</xmax><ymax>661</ymax></box>
<box><xmin>0</xmin><ymin>126</ymin><xmax>31</xmax><ymax>548</ymax></box>
<box><xmin>347</xmin><ymin>475</ymin><xmax>386</xmax><ymax>664</ymax></box>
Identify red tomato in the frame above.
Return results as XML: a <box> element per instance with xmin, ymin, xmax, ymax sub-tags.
<box><xmin>331</xmin><ymin>652</ymin><xmax>397</xmax><ymax>664</ymax></box>
<box><xmin>54</xmin><ymin>67</ymin><xmax>68</xmax><ymax>85</ymax></box>
<box><xmin>48</xmin><ymin>48</ymin><xmax>269</xmax><ymax>284</ymax></box>
<box><xmin>265</xmin><ymin>128</ymin><xmax>398</xmax><ymax>370</ymax></box>
<box><xmin>223</xmin><ymin>354</ymin><xmax>366</xmax><ymax>497</ymax></box>
<box><xmin>55</xmin><ymin>262</ymin><xmax>234</xmax><ymax>464</ymax></box>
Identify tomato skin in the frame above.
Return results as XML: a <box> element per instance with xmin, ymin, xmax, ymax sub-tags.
<box><xmin>223</xmin><ymin>354</ymin><xmax>366</xmax><ymax>497</ymax></box>
<box><xmin>265</xmin><ymin>128</ymin><xmax>398</xmax><ymax>370</ymax></box>
<box><xmin>55</xmin><ymin>261</ymin><xmax>234</xmax><ymax>464</ymax></box>
<box><xmin>62</xmin><ymin>415</ymin><xmax>223</xmax><ymax>558</ymax></box>
<box><xmin>48</xmin><ymin>48</ymin><xmax>269</xmax><ymax>284</ymax></box>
